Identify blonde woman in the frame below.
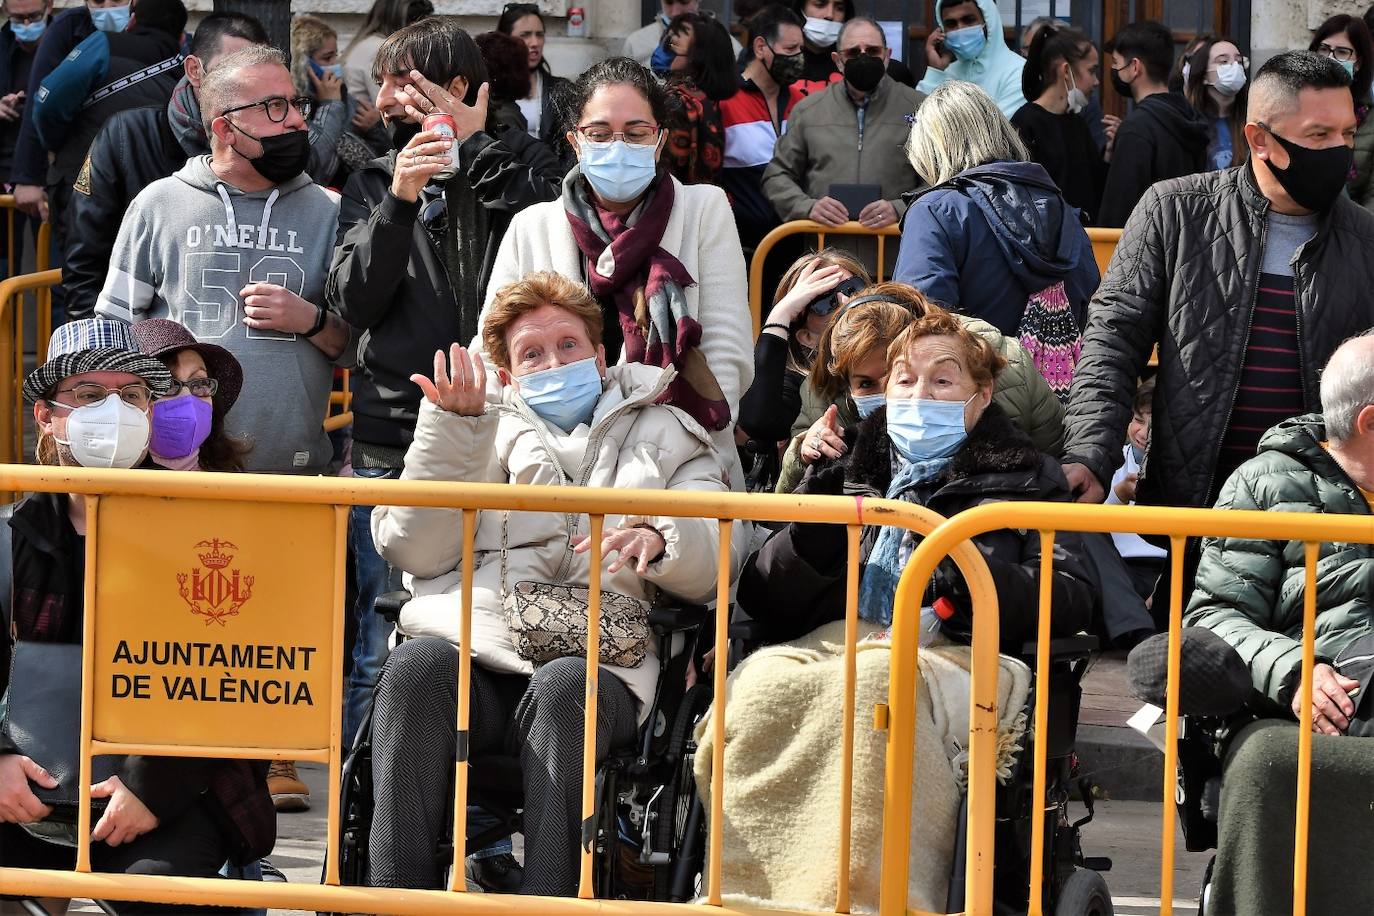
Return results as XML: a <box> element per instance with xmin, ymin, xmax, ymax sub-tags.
<box><xmin>893</xmin><ymin>80</ymin><xmax>1099</xmax><ymax>337</ymax></box>
<box><xmin>291</xmin><ymin>14</ymin><xmax>389</xmax><ymax>185</ymax></box>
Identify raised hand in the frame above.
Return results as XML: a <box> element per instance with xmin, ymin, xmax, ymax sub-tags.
<box><xmin>411</xmin><ymin>343</ymin><xmax>488</xmax><ymax>416</ymax></box>
<box><xmin>397</xmin><ymin>69</ymin><xmax>489</xmax><ymax>144</ymax></box>
<box><xmin>800</xmin><ymin>404</ymin><xmax>847</xmax><ymax>465</ymax></box>
<box><xmin>765</xmin><ymin>259</ymin><xmax>848</xmax><ymax>332</ymax></box>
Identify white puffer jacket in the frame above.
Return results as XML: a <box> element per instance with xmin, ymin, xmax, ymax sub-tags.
<box><xmin>372</xmin><ymin>363</ymin><xmax>735</xmax><ymax>718</ymax></box>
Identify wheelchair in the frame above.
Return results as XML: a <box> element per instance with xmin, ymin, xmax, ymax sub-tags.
<box><xmin>326</xmin><ymin>590</ymin><xmax>714</xmax><ymax>904</ymax></box>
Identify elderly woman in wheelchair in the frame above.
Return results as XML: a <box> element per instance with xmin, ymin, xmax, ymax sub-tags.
<box><xmin>724</xmin><ymin>305</ymin><xmax>1103</xmax><ymax>912</ymax></box>
<box><xmin>364</xmin><ymin>271</ymin><xmax>733</xmax><ymax>897</ymax></box>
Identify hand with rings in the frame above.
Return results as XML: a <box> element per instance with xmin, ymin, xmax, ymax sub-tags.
<box><xmin>394</xmin><ymin>69</ymin><xmax>490</xmax><ymax>145</ymax></box>
<box><xmin>799</xmin><ymin>404</ymin><xmax>847</xmax><ymax>465</ymax></box>
<box><xmin>389</xmin><ymin>128</ymin><xmax>454</xmax><ymax>203</ymax></box>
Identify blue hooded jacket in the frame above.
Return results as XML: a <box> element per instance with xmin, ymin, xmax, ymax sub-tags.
<box><xmin>893</xmin><ymin>159</ymin><xmax>1100</xmax><ymax>336</ymax></box>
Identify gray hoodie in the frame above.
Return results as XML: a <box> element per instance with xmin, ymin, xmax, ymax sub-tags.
<box><xmin>96</xmin><ymin>156</ymin><xmax>344</xmax><ymax>474</ymax></box>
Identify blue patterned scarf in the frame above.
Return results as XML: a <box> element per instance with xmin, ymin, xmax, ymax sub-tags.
<box><xmin>858</xmin><ymin>451</ymin><xmax>955</xmax><ymax>626</ymax></box>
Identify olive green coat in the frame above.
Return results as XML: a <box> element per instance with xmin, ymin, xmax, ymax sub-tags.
<box><xmin>1184</xmin><ymin>415</ymin><xmax>1374</xmax><ymax>710</ymax></box>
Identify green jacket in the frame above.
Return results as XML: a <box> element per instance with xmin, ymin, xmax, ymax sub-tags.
<box><xmin>1184</xmin><ymin>414</ymin><xmax>1374</xmax><ymax>710</ymax></box>
<box><xmin>775</xmin><ymin>314</ymin><xmax>1066</xmax><ymax>494</ymax></box>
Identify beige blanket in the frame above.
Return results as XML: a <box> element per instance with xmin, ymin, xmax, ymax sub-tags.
<box><xmin>694</xmin><ymin>621</ymin><xmax>1031</xmax><ymax>913</ymax></box>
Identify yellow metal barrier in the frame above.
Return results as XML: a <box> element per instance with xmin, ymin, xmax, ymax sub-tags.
<box><xmin>0</xmin><ymin>267</ymin><xmax>62</xmax><ymax>469</ymax></box>
<box><xmin>747</xmin><ymin>220</ymin><xmax>901</xmax><ymax>337</ymax></box>
<box><xmin>324</xmin><ymin>369</ymin><xmax>353</xmax><ymax>433</ymax></box>
<box><xmin>748</xmin><ymin>223</ymin><xmax>1122</xmax><ymax>339</ymax></box>
<box><xmin>1086</xmin><ymin>228</ymin><xmax>1121</xmax><ymax>276</ymax></box>
<box><xmin>0</xmin><ymin>464</ymin><xmax>1000</xmax><ymax>916</ymax></box>
<box><xmin>892</xmin><ymin>500</ymin><xmax>1372</xmax><ymax>915</ymax></box>
<box><xmin>0</xmin><ymin>193</ymin><xmax>52</xmax><ymax>281</ymax></box>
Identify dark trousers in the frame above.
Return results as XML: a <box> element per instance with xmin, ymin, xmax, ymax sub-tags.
<box><xmin>367</xmin><ymin>637</ymin><xmax>637</xmax><ymax>896</ymax></box>
<box><xmin>0</xmin><ymin>797</ymin><xmax>234</xmax><ymax>913</ymax></box>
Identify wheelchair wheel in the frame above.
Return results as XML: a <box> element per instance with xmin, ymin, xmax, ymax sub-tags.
<box><xmin>1054</xmin><ymin>867</ymin><xmax>1113</xmax><ymax>916</ymax></box>
<box><xmin>653</xmin><ymin>683</ymin><xmax>711</xmax><ymax>901</ymax></box>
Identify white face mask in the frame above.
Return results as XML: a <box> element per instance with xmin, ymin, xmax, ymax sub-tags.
<box><xmin>54</xmin><ymin>395</ymin><xmax>151</xmax><ymax>469</ymax></box>
<box><xmin>1064</xmin><ymin>70</ymin><xmax>1089</xmax><ymax>114</ymax></box>
<box><xmin>803</xmin><ymin>16</ymin><xmax>843</xmax><ymax>47</ymax></box>
<box><xmin>1209</xmin><ymin>60</ymin><xmax>1247</xmax><ymax>96</ymax></box>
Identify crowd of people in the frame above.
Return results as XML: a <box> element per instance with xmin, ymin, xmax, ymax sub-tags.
<box><xmin>3</xmin><ymin>0</ymin><xmax>1374</xmax><ymax>911</ymax></box>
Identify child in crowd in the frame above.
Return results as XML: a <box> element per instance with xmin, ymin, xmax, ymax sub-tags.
<box><xmin>1107</xmin><ymin>376</ymin><xmax>1166</xmax><ymax>608</ymax></box>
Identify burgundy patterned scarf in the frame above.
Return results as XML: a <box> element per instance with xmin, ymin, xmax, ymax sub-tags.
<box><xmin>562</xmin><ymin>167</ymin><xmax>730</xmax><ymax>431</ymax></box>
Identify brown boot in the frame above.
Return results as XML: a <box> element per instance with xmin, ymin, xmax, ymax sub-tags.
<box><xmin>267</xmin><ymin>760</ymin><xmax>310</xmax><ymax>812</ymax></box>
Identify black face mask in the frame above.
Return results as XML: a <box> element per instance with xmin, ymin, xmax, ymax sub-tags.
<box><xmin>1263</xmin><ymin>126</ymin><xmax>1354</xmax><ymax>213</ymax></box>
<box><xmin>844</xmin><ymin>54</ymin><xmax>885</xmax><ymax>94</ymax></box>
<box><xmin>766</xmin><ymin>44</ymin><xmax>805</xmax><ymax>86</ymax></box>
<box><xmin>1109</xmin><ymin>65</ymin><xmax>1133</xmax><ymax>99</ymax></box>
<box><xmin>388</xmin><ymin>118</ymin><xmax>420</xmax><ymax>151</ymax></box>
<box><xmin>231</xmin><ymin>124</ymin><xmax>309</xmax><ymax>183</ymax></box>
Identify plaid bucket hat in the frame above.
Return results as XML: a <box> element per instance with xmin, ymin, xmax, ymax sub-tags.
<box><xmin>23</xmin><ymin>319</ymin><xmax>175</xmax><ymax>402</ymax></box>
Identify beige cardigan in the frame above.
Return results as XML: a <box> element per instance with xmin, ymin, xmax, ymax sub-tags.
<box><xmin>478</xmin><ymin>176</ymin><xmax>755</xmax><ymax>486</ymax></box>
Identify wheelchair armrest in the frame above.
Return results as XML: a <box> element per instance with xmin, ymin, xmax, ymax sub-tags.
<box><xmin>648</xmin><ymin>604</ymin><xmax>707</xmax><ymax>635</ymax></box>
<box><xmin>374</xmin><ymin>590</ymin><xmax>410</xmax><ymax>623</ymax></box>
<box><xmin>1018</xmin><ymin>634</ymin><xmax>1101</xmax><ymax>664</ymax></box>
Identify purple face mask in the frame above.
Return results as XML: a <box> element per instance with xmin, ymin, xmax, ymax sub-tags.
<box><xmin>150</xmin><ymin>393</ymin><xmax>213</xmax><ymax>458</ymax></box>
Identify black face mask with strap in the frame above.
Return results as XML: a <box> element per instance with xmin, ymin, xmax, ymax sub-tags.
<box><xmin>230</xmin><ymin>122</ymin><xmax>310</xmax><ymax>183</ymax></box>
<box><xmin>1261</xmin><ymin>124</ymin><xmax>1354</xmax><ymax>213</ymax></box>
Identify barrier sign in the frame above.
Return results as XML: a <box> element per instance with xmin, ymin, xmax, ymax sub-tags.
<box><xmin>92</xmin><ymin>494</ymin><xmax>340</xmax><ymax>750</ymax></box>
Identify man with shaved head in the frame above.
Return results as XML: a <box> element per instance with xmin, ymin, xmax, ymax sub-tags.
<box><xmin>1061</xmin><ymin>50</ymin><xmax>1374</xmax><ymax>605</ymax></box>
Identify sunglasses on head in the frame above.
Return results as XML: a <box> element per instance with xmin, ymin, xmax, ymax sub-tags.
<box><xmin>808</xmin><ymin>276</ymin><xmax>867</xmax><ymax>317</ymax></box>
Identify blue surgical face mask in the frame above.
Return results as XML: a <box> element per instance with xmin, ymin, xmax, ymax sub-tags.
<box><xmin>886</xmin><ymin>394</ymin><xmax>976</xmax><ymax>462</ymax></box>
<box><xmin>1340</xmin><ymin>59</ymin><xmax>1356</xmax><ymax>78</ymax></box>
<box><xmin>650</xmin><ymin>43</ymin><xmax>675</xmax><ymax>75</ymax></box>
<box><xmin>852</xmin><ymin>393</ymin><xmax>885</xmax><ymax>418</ymax></box>
<box><xmin>943</xmin><ymin>24</ymin><xmax>987</xmax><ymax>61</ymax></box>
<box><xmin>12</xmin><ymin>19</ymin><xmax>45</xmax><ymax>42</ymax></box>
<box><xmin>90</xmin><ymin>3</ymin><xmax>131</xmax><ymax>32</ymax></box>
<box><xmin>578</xmin><ymin>137</ymin><xmax>660</xmax><ymax>203</ymax></box>
<box><xmin>516</xmin><ymin>355</ymin><xmax>604</xmax><ymax>432</ymax></box>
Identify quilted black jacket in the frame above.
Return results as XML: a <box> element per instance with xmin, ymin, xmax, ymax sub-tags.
<box><xmin>1063</xmin><ymin>164</ymin><xmax>1374</xmax><ymax>510</ymax></box>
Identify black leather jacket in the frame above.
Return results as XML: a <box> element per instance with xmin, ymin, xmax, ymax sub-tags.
<box><xmin>64</xmin><ymin>102</ymin><xmax>197</xmax><ymax>320</ymax></box>
<box><xmin>327</xmin><ymin>128</ymin><xmax>563</xmax><ymax>452</ymax></box>
<box><xmin>1064</xmin><ymin>164</ymin><xmax>1374</xmax><ymax>509</ymax></box>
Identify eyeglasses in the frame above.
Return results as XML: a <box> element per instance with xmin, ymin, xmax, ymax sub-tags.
<box><xmin>574</xmin><ymin>124</ymin><xmax>662</xmax><ymax>145</ymax></box>
<box><xmin>8</xmin><ymin>10</ymin><xmax>45</xmax><ymax>24</ymax></box>
<box><xmin>51</xmin><ymin>381</ymin><xmax>153</xmax><ymax>410</ymax></box>
<box><xmin>221</xmin><ymin>95</ymin><xmax>314</xmax><ymax>123</ymax></box>
<box><xmin>1317</xmin><ymin>43</ymin><xmax>1357</xmax><ymax>63</ymax></box>
<box><xmin>839</xmin><ymin>46</ymin><xmax>885</xmax><ymax>61</ymax></box>
<box><xmin>166</xmin><ymin>377</ymin><xmax>220</xmax><ymax>398</ymax></box>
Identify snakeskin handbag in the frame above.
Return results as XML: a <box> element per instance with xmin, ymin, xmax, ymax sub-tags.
<box><xmin>499</xmin><ymin>511</ymin><xmax>650</xmax><ymax>668</ymax></box>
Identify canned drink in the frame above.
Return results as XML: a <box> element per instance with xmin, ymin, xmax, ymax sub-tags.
<box><xmin>568</xmin><ymin>6</ymin><xmax>587</xmax><ymax>38</ymax></box>
<box><xmin>422</xmin><ymin>112</ymin><xmax>458</xmax><ymax>181</ymax></box>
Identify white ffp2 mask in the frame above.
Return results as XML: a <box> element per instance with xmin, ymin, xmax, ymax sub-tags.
<box><xmin>55</xmin><ymin>395</ymin><xmax>151</xmax><ymax>469</ymax></box>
